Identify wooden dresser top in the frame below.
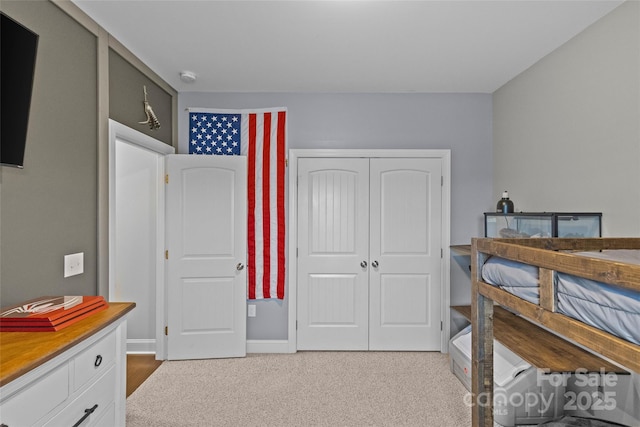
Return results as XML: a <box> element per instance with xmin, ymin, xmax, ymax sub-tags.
<box><xmin>0</xmin><ymin>302</ymin><xmax>135</xmax><ymax>386</ymax></box>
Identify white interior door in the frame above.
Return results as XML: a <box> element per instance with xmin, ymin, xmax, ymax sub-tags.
<box><xmin>165</xmin><ymin>154</ymin><xmax>247</xmax><ymax>360</ymax></box>
<box><xmin>296</xmin><ymin>158</ymin><xmax>370</xmax><ymax>350</ymax></box>
<box><xmin>368</xmin><ymin>158</ymin><xmax>442</xmax><ymax>350</ymax></box>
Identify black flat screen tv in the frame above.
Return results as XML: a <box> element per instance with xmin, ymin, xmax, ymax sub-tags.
<box><xmin>1</xmin><ymin>12</ymin><xmax>39</xmax><ymax>168</ymax></box>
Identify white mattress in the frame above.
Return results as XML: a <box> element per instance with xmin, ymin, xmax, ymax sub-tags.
<box><xmin>481</xmin><ymin>250</ymin><xmax>640</xmax><ymax>345</ymax></box>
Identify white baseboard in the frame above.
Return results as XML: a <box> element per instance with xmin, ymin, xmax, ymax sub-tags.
<box><xmin>127</xmin><ymin>338</ymin><xmax>155</xmax><ymax>354</ymax></box>
<box><xmin>128</xmin><ymin>339</ymin><xmax>293</xmax><ymax>355</ymax></box>
<box><xmin>247</xmin><ymin>339</ymin><xmax>295</xmax><ymax>354</ymax></box>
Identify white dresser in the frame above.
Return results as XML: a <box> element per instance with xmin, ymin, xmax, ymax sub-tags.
<box><xmin>0</xmin><ymin>303</ymin><xmax>135</xmax><ymax>427</ymax></box>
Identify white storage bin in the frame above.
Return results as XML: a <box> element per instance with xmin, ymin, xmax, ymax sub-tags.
<box><xmin>564</xmin><ymin>370</ymin><xmax>639</xmax><ymax>427</ymax></box>
<box><xmin>449</xmin><ymin>325</ymin><xmax>566</xmax><ymax>426</ymax></box>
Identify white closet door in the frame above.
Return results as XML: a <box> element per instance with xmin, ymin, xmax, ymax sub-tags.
<box><xmin>296</xmin><ymin>158</ymin><xmax>370</xmax><ymax>350</ymax></box>
<box><xmin>369</xmin><ymin>158</ymin><xmax>442</xmax><ymax>350</ymax></box>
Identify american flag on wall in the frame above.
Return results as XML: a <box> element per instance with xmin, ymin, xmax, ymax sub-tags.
<box><xmin>188</xmin><ymin>107</ymin><xmax>287</xmax><ymax>300</ymax></box>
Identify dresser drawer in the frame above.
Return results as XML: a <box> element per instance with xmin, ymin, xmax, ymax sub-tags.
<box><xmin>73</xmin><ymin>329</ymin><xmax>116</xmax><ymax>391</ymax></box>
<box><xmin>92</xmin><ymin>401</ymin><xmax>115</xmax><ymax>427</ymax></box>
<box><xmin>0</xmin><ymin>363</ymin><xmax>69</xmax><ymax>426</ymax></box>
<box><xmin>44</xmin><ymin>365</ymin><xmax>115</xmax><ymax>427</ymax></box>
<box><xmin>0</xmin><ymin>304</ymin><xmax>132</xmax><ymax>427</ymax></box>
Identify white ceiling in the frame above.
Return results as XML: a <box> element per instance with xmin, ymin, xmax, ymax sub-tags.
<box><xmin>71</xmin><ymin>0</ymin><xmax>624</xmax><ymax>93</ymax></box>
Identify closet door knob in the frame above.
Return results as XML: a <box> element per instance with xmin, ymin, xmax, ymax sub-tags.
<box><xmin>360</xmin><ymin>261</ymin><xmax>367</xmax><ymax>268</ymax></box>
<box><xmin>371</xmin><ymin>260</ymin><xmax>379</xmax><ymax>268</ymax></box>
<box><xmin>236</xmin><ymin>263</ymin><xmax>245</xmax><ymax>271</ymax></box>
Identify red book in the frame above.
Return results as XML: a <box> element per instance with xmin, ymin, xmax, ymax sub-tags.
<box><xmin>0</xmin><ymin>296</ymin><xmax>108</xmax><ymax>332</ymax></box>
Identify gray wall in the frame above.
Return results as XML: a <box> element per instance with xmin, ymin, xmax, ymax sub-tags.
<box><xmin>493</xmin><ymin>0</ymin><xmax>640</xmax><ymax>237</ymax></box>
<box><xmin>109</xmin><ymin>49</ymin><xmax>173</xmax><ymax>145</ymax></box>
<box><xmin>0</xmin><ymin>1</ymin><xmax>176</xmax><ymax>308</ymax></box>
<box><xmin>178</xmin><ymin>92</ymin><xmax>493</xmax><ymax>340</ymax></box>
<box><xmin>1</xmin><ymin>1</ymin><xmax>98</xmax><ymax>306</ymax></box>
<box><xmin>493</xmin><ymin>2</ymin><xmax>639</xmax><ymax>424</ymax></box>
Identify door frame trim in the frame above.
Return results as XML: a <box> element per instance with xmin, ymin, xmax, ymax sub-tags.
<box><xmin>288</xmin><ymin>149</ymin><xmax>451</xmax><ymax>352</ymax></box>
<box><xmin>108</xmin><ymin>119</ymin><xmax>174</xmax><ymax>357</ymax></box>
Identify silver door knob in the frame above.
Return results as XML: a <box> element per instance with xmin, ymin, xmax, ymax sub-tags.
<box><xmin>236</xmin><ymin>263</ymin><xmax>245</xmax><ymax>271</ymax></box>
<box><xmin>360</xmin><ymin>261</ymin><xmax>367</xmax><ymax>268</ymax></box>
<box><xmin>371</xmin><ymin>260</ymin><xmax>379</xmax><ymax>268</ymax></box>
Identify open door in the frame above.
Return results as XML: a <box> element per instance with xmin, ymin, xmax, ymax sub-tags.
<box><xmin>165</xmin><ymin>154</ymin><xmax>247</xmax><ymax>359</ymax></box>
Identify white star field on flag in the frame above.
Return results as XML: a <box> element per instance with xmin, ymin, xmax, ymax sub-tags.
<box><xmin>189</xmin><ymin>112</ymin><xmax>241</xmax><ymax>155</ymax></box>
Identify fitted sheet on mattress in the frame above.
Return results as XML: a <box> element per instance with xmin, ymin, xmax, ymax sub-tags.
<box><xmin>482</xmin><ymin>257</ymin><xmax>540</xmax><ymax>303</ymax></box>
<box><xmin>481</xmin><ymin>250</ymin><xmax>640</xmax><ymax>345</ymax></box>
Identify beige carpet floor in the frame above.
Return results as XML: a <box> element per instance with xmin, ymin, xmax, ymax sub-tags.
<box><xmin>126</xmin><ymin>351</ymin><xmax>471</xmax><ymax>427</ymax></box>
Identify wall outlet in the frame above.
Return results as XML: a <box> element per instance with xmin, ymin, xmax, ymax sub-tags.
<box><xmin>248</xmin><ymin>304</ymin><xmax>256</xmax><ymax>317</ymax></box>
<box><xmin>64</xmin><ymin>252</ymin><xmax>84</xmax><ymax>278</ymax></box>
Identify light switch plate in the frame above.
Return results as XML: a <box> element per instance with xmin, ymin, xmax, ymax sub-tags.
<box><xmin>248</xmin><ymin>304</ymin><xmax>256</xmax><ymax>317</ymax></box>
<box><xmin>64</xmin><ymin>252</ymin><xmax>84</xmax><ymax>278</ymax></box>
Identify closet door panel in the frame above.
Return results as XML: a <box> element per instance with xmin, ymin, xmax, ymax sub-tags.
<box><xmin>379</xmin><ymin>274</ymin><xmax>430</xmax><ymax>324</ymax></box>
<box><xmin>369</xmin><ymin>158</ymin><xmax>442</xmax><ymax>351</ymax></box>
<box><xmin>379</xmin><ymin>169</ymin><xmax>429</xmax><ymax>254</ymax></box>
<box><xmin>297</xmin><ymin>158</ymin><xmax>370</xmax><ymax>350</ymax></box>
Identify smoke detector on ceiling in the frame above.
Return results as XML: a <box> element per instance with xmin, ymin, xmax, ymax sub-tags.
<box><xmin>180</xmin><ymin>71</ymin><xmax>197</xmax><ymax>83</ymax></box>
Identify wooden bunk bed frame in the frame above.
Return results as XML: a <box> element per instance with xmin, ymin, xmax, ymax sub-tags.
<box><xmin>470</xmin><ymin>237</ymin><xmax>640</xmax><ymax>427</ymax></box>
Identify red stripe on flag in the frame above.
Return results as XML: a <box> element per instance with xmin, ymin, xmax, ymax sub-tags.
<box><xmin>276</xmin><ymin>111</ymin><xmax>286</xmax><ymax>299</ymax></box>
<box><xmin>189</xmin><ymin>108</ymin><xmax>286</xmax><ymax>300</ymax></box>
<box><xmin>247</xmin><ymin>114</ymin><xmax>257</xmax><ymax>300</ymax></box>
<box><xmin>262</xmin><ymin>113</ymin><xmax>272</xmax><ymax>299</ymax></box>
